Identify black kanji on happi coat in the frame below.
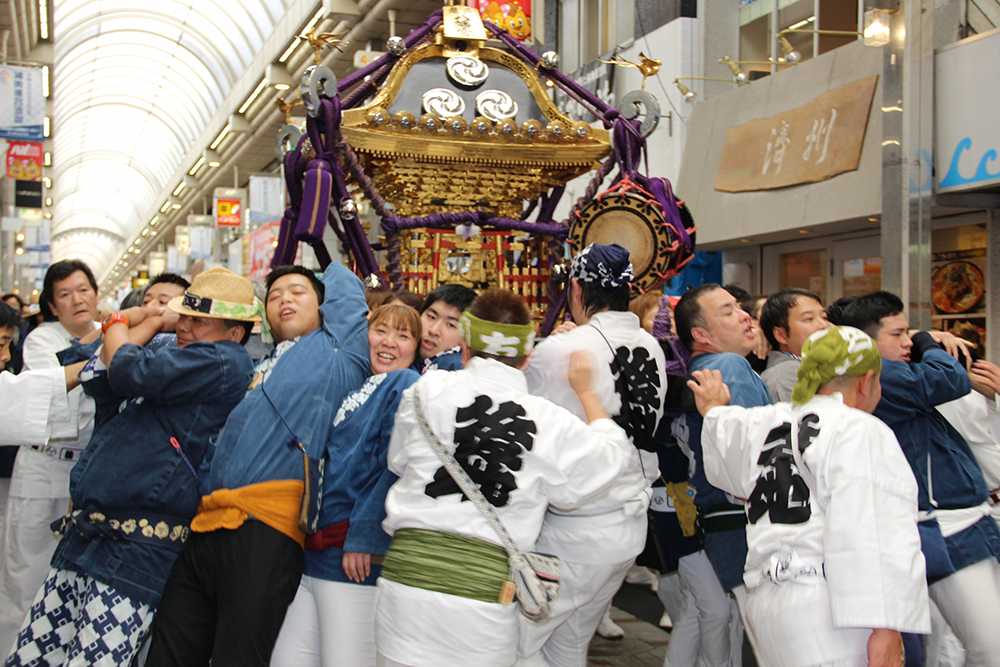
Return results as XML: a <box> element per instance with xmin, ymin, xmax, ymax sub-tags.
<box><xmin>746</xmin><ymin>413</ymin><xmax>819</xmax><ymax>525</ymax></box>
<box><xmin>610</xmin><ymin>346</ymin><xmax>661</xmax><ymax>452</ymax></box>
<box><xmin>425</xmin><ymin>395</ymin><xmax>538</xmax><ymax>508</ymax></box>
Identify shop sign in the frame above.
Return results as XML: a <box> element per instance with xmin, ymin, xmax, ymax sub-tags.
<box><xmin>14</xmin><ymin>180</ymin><xmax>42</xmax><ymax>208</ymax></box>
<box><xmin>931</xmin><ymin>247</ymin><xmax>988</xmax><ymax>358</ymax></box>
<box><xmin>216</xmin><ymin>198</ymin><xmax>242</xmax><ymax>227</ymax></box>
<box><xmin>214</xmin><ymin>187</ymin><xmax>246</xmax><ymax>228</ymax></box>
<box><xmin>249</xmin><ymin>175</ymin><xmax>284</xmax><ymax>225</ymax></box>
<box><xmin>714</xmin><ymin>75</ymin><xmax>878</xmax><ymax>193</ymax></box>
<box><xmin>0</xmin><ymin>66</ymin><xmax>45</xmax><ymax>141</ymax></box>
<box><xmin>471</xmin><ymin>0</ymin><xmax>534</xmax><ymax>42</ymax></box>
<box><xmin>6</xmin><ymin>141</ymin><xmax>43</xmax><ymax>180</ymax></box>
<box><xmin>935</xmin><ymin>29</ymin><xmax>1000</xmax><ymax>193</ymax></box>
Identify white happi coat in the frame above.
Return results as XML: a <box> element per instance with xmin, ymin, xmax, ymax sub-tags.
<box><xmin>376</xmin><ymin>357</ymin><xmax>645</xmax><ymax>667</ymax></box>
<box><xmin>937</xmin><ymin>391</ymin><xmax>1000</xmax><ymax>526</ymax></box>
<box><xmin>0</xmin><ymin>321</ymin><xmax>97</xmax><ymax>657</ymax></box>
<box><xmin>12</xmin><ymin>321</ymin><xmax>97</xmax><ymax>498</ymax></box>
<box><xmin>523</xmin><ymin>310</ymin><xmax>665</xmax><ymax>564</ymax></box>
<box><xmin>701</xmin><ymin>393</ymin><xmax>930</xmax><ymax>667</ymax></box>
<box><xmin>0</xmin><ymin>368</ymin><xmax>73</xmax><ymax>446</ymax></box>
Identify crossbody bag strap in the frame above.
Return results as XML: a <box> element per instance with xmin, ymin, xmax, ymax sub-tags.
<box><xmin>149</xmin><ymin>409</ymin><xmax>198</xmax><ymax>479</ymax></box>
<box><xmin>411</xmin><ymin>388</ymin><xmax>536</xmax><ymax>578</ymax></box>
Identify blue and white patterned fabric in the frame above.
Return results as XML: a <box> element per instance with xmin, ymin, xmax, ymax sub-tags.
<box><xmin>567</xmin><ymin>243</ymin><xmax>633</xmax><ymax>289</ymax></box>
<box><xmin>411</xmin><ymin>346</ymin><xmax>462</xmax><ymax>375</ymax></box>
<box><xmin>6</xmin><ymin>568</ymin><xmax>152</xmax><ymax>667</ymax></box>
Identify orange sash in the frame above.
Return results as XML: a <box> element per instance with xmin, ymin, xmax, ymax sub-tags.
<box><xmin>190</xmin><ymin>480</ymin><xmax>306</xmax><ymax>548</ymax></box>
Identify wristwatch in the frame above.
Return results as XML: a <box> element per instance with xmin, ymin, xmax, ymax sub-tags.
<box><xmin>101</xmin><ymin>312</ymin><xmax>129</xmax><ymax>334</ymax></box>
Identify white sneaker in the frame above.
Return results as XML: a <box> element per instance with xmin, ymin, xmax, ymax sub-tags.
<box><xmin>659</xmin><ymin>610</ymin><xmax>673</xmax><ymax>629</ymax></box>
<box><xmin>596</xmin><ymin>609</ymin><xmax>624</xmax><ymax>640</ymax></box>
<box><xmin>624</xmin><ymin>565</ymin><xmax>660</xmax><ymax>592</ymax></box>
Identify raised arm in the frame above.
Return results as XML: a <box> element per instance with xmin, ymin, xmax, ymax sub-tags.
<box><xmin>319</xmin><ymin>262</ymin><xmax>369</xmax><ymax>346</ymax></box>
<box><xmin>100</xmin><ymin>305</ymin><xmax>165</xmax><ymax>366</ymax></box>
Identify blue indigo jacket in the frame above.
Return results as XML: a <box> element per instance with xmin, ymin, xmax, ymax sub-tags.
<box><xmin>52</xmin><ymin>339</ymin><xmax>253</xmax><ymax>606</ymax></box>
<box><xmin>304</xmin><ymin>368</ymin><xmax>419</xmax><ymax>585</ymax></box>
<box><xmin>675</xmin><ymin>352</ymin><xmax>771</xmax><ymax>591</ymax></box>
<box><xmin>202</xmin><ymin>263</ymin><xmax>369</xmax><ymax>495</ymax></box>
<box><xmin>874</xmin><ymin>335</ymin><xmax>1000</xmax><ymax>570</ymax></box>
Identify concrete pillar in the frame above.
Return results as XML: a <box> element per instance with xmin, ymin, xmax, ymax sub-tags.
<box><xmin>696</xmin><ymin>0</ymin><xmax>740</xmax><ymax>101</ymax></box>
<box><xmin>879</xmin><ymin>0</ymin><xmax>934</xmax><ymax>329</ymax></box>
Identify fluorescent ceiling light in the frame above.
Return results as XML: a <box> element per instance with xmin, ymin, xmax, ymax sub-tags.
<box><xmin>279</xmin><ymin>39</ymin><xmax>301</xmax><ymax>63</ymax></box>
<box><xmin>39</xmin><ymin>0</ymin><xmax>49</xmax><ymax>39</ymax></box>
<box><xmin>188</xmin><ymin>157</ymin><xmax>205</xmax><ymax>175</ymax></box>
<box><xmin>238</xmin><ymin>79</ymin><xmax>269</xmax><ymax>114</ymax></box>
<box><xmin>210</xmin><ymin>124</ymin><xmax>232</xmax><ymax>149</ymax></box>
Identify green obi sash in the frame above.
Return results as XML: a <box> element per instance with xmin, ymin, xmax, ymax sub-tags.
<box><xmin>382</xmin><ymin>528</ymin><xmax>510</xmax><ymax>604</ymax></box>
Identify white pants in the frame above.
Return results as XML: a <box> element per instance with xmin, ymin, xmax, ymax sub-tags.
<box><xmin>658</xmin><ymin>572</ymin><xmax>704</xmax><ymax>667</ymax></box>
<box><xmin>929</xmin><ymin>557</ymin><xmax>1000</xmax><ymax>667</ymax></box>
<box><xmin>516</xmin><ymin>558</ymin><xmax>632</xmax><ymax>667</ymax></box>
<box><xmin>0</xmin><ymin>477</ymin><xmax>10</xmax><ymax>569</ymax></box>
<box><xmin>0</xmin><ymin>495</ymin><xmax>68</xmax><ymax>659</ymax></box>
<box><xmin>270</xmin><ymin>576</ymin><xmax>378</xmax><ymax>667</ymax></box>
<box><xmin>925</xmin><ymin>598</ymin><xmax>965</xmax><ymax>667</ymax></box>
<box><xmin>674</xmin><ymin>551</ymin><xmax>740</xmax><ymax>667</ymax></box>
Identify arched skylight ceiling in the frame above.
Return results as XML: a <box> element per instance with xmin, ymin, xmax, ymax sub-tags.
<box><xmin>50</xmin><ymin>0</ymin><xmax>292</xmax><ymax>277</ymax></box>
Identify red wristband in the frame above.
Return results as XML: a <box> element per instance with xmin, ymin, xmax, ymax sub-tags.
<box><xmin>102</xmin><ymin>312</ymin><xmax>129</xmax><ymax>334</ymax></box>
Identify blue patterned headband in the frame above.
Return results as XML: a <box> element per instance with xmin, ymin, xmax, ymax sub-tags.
<box><xmin>568</xmin><ymin>243</ymin><xmax>634</xmax><ymax>289</ymax></box>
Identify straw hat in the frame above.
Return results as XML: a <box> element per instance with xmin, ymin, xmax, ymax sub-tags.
<box><xmin>167</xmin><ymin>266</ymin><xmax>263</xmax><ymax>322</ymax></box>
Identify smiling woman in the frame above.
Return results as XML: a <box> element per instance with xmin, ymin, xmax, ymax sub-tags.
<box><xmin>368</xmin><ymin>304</ymin><xmax>421</xmax><ymax>375</ymax></box>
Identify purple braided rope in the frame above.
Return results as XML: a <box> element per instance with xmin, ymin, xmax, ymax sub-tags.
<box><xmin>482</xmin><ymin>21</ymin><xmax>619</xmax><ymax>126</ymax></box>
<box><xmin>334</xmin><ymin>135</ymin><xmax>405</xmax><ymax>287</ymax></box>
<box><xmin>340</xmin><ymin>62</ymin><xmax>395</xmax><ymax>109</ymax></box>
<box><xmin>337</xmin><ymin>10</ymin><xmax>443</xmax><ymax>92</ymax></box>
<box><xmin>390</xmin><ymin>212</ymin><xmax>569</xmax><ymax>238</ymax></box>
<box><xmin>561</xmin><ymin>156</ymin><xmax>615</xmax><ymax>227</ymax></box>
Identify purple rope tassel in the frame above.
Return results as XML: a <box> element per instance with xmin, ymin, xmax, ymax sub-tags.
<box><xmin>296</xmin><ymin>160</ymin><xmax>333</xmax><ymax>242</ymax></box>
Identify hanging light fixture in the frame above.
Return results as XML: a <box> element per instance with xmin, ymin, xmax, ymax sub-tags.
<box><xmin>266</xmin><ymin>64</ymin><xmax>295</xmax><ymax>91</ymax></box>
<box><xmin>673</xmin><ymin>77</ymin><xmax>739</xmax><ymax>104</ymax></box>
<box><xmin>863</xmin><ymin>8</ymin><xmax>891</xmax><ymax>46</ymax></box>
<box><xmin>204</xmin><ymin>148</ymin><xmax>222</xmax><ymax>168</ymax></box>
<box><xmin>719</xmin><ymin>56</ymin><xmax>748</xmax><ymax>85</ymax></box>
<box><xmin>776</xmin><ymin>35</ymin><xmax>801</xmax><ymax>64</ymax></box>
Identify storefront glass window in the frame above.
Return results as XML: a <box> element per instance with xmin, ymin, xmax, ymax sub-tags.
<box><xmin>779</xmin><ymin>248</ymin><xmax>828</xmax><ymax>297</ymax></box>
<box><xmin>932</xmin><ymin>223</ymin><xmax>988</xmax><ymax>358</ymax></box>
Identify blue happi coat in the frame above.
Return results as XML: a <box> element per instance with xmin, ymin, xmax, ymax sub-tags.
<box><xmin>304</xmin><ymin>368</ymin><xmax>419</xmax><ymax>585</ymax></box>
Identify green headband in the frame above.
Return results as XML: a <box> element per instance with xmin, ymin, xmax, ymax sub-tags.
<box><xmin>791</xmin><ymin>326</ymin><xmax>881</xmax><ymax>405</ymax></box>
<box><xmin>458</xmin><ymin>311</ymin><xmax>535</xmax><ymax>358</ymax></box>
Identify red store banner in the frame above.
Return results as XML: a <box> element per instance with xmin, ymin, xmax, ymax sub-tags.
<box><xmin>6</xmin><ymin>140</ymin><xmax>43</xmax><ymax>181</ymax></box>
